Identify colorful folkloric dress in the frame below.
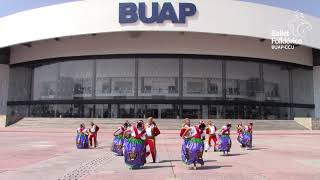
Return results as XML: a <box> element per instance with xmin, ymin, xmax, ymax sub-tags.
<box><xmin>216</xmin><ymin>126</ymin><xmax>232</xmax><ymax>154</ymax></box>
<box><xmin>180</xmin><ymin>125</ymin><xmax>190</xmax><ymax>162</ymax></box>
<box><xmin>185</xmin><ymin>126</ymin><xmax>205</xmax><ymax>166</ymax></box>
<box><xmin>237</xmin><ymin>126</ymin><xmax>244</xmax><ymax>146</ymax></box>
<box><xmin>124</xmin><ymin>126</ymin><xmax>146</xmax><ymax>169</ymax></box>
<box><xmin>247</xmin><ymin>125</ymin><xmax>253</xmax><ymax>148</ymax></box>
<box><xmin>76</xmin><ymin>128</ymin><xmax>89</xmax><ymax>149</ymax></box>
<box><xmin>112</xmin><ymin>126</ymin><xmax>126</xmax><ymax>156</ymax></box>
<box><xmin>205</xmin><ymin>125</ymin><xmax>217</xmax><ymax>151</ymax></box>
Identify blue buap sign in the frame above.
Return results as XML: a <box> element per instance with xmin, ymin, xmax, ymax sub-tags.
<box><xmin>119</xmin><ymin>2</ymin><xmax>197</xmax><ymax>24</ymax></box>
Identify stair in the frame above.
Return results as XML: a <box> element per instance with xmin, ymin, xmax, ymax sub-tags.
<box><xmin>9</xmin><ymin>118</ymin><xmax>308</xmax><ymax>130</ymax></box>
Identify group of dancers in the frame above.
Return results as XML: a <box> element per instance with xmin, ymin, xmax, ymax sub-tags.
<box><xmin>76</xmin><ymin>118</ymin><xmax>253</xmax><ymax>170</ymax></box>
<box><xmin>111</xmin><ymin>117</ymin><xmax>161</xmax><ymax>169</ymax></box>
<box><xmin>180</xmin><ymin>119</ymin><xmax>253</xmax><ymax>169</ymax></box>
<box><xmin>76</xmin><ymin>122</ymin><xmax>99</xmax><ymax>149</ymax></box>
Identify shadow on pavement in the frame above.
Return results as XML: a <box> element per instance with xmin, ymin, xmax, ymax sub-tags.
<box><xmin>159</xmin><ymin>160</ymin><xmax>181</xmax><ymax>163</ymax></box>
<box><xmin>140</xmin><ymin>165</ymin><xmax>175</xmax><ymax>169</ymax></box>
<box><xmin>220</xmin><ymin>153</ymin><xmax>247</xmax><ymax>157</ymax></box>
<box><xmin>247</xmin><ymin>147</ymin><xmax>268</xmax><ymax>151</ymax></box>
<box><xmin>198</xmin><ymin>165</ymin><xmax>232</xmax><ymax>170</ymax></box>
<box><xmin>205</xmin><ymin>160</ymin><xmax>217</xmax><ymax>163</ymax></box>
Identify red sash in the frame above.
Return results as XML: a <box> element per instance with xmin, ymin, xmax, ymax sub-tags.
<box><xmin>192</xmin><ymin>126</ymin><xmax>202</xmax><ymax>138</ymax></box>
<box><xmin>180</xmin><ymin>128</ymin><xmax>186</xmax><ymax>137</ymax></box>
<box><xmin>133</xmin><ymin>126</ymin><xmax>146</xmax><ymax>139</ymax></box>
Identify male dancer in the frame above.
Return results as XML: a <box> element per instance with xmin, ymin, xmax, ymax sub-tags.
<box><xmin>89</xmin><ymin>122</ymin><xmax>99</xmax><ymax>148</ymax></box>
<box><xmin>205</xmin><ymin>120</ymin><xmax>217</xmax><ymax>152</ymax></box>
<box><xmin>145</xmin><ymin>117</ymin><xmax>161</xmax><ymax>163</ymax></box>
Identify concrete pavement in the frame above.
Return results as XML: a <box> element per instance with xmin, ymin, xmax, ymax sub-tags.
<box><xmin>0</xmin><ymin>128</ymin><xmax>319</xmax><ymax>180</ymax></box>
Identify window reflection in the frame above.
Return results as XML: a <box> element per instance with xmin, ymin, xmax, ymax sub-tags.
<box><xmin>96</xmin><ymin>59</ymin><xmax>135</xmax><ymax>97</ymax></box>
<box><xmin>58</xmin><ymin>60</ymin><xmax>94</xmax><ymax>99</ymax></box>
<box><xmin>183</xmin><ymin>59</ymin><xmax>222</xmax><ymax>97</ymax></box>
<box><xmin>263</xmin><ymin>64</ymin><xmax>289</xmax><ymax>102</ymax></box>
<box><xmin>226</xmin><ymin>61</ymin><xmax>262</xmax><ymax>101</ymax></box>
<box><xmin>139</xmin><ymin>59</ymin><xmax>179</xmax><ymax>96</ymax></box>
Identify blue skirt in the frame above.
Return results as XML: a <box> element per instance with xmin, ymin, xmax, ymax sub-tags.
<box><xmin>124</xmin><ymin>138</ymin><xmax>146</xmax><ymax>169</ymax></box>
<box><xmin>238</xmin><ymin>133</ymin><xmax>252</xmax><ymax>147</ymax></box>
<box><xmin>76</xmin><ymin>134</ymin><xmax>89</xmax><ymax>149</ymax></box>
<box><xmin>185</xmin><ymin>138</ymin><xmax>204</xmax><ymax>165</ymax></box>
<box><xmin>112</xmin><ymin>135</ymin><xmax>124</xmax><ymax>156</ymax></box>
<box><xmin>181</xmin><ymin>139</ymin><xmax>189</xmax><ymax>163</ymax></box>
<box><xmin>216</xmin><ymin>135</ymin><xmax>232</xmax><ymax>152</ymax></box>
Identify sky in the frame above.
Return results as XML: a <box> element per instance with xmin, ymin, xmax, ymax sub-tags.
<box><xmin>0</xmin><ymin>0</ymin><xmax>319</xmax><ymax>18</ymax></box>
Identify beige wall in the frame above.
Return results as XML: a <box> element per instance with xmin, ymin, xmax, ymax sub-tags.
<box><xmin>0</xmin><ymin>0</ymin><xmax>319</xmax><ymax>49</ymax></box>
<box><xmin>10</xmin><ymin>32</ymin><xmax>313</xmax><ymax>66</ymax></box>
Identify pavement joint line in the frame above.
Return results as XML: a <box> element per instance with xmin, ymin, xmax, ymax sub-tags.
<box><xmin>58</xmin><ymin>150</ymin><xmax>115</xmax><ymax>180</ymax></box>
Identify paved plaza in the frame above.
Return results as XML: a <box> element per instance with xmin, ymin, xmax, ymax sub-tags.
<box><xmin>0</xmin><ymin>128</ymin><xmax>319</xmax><ymax>180</ymax></box>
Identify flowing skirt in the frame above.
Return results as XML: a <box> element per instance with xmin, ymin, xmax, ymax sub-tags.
<box><xmin>248</xmin><ymin>133</ymin><xmax>253</xmax><ymax>147</ymax></box>
<box><xmin>185</xmin><ymin>138</ymin><xmax>204</xmax><ymax>165</ymax></box>
<box><xmin>181</xmin><ymin>139</ymin><xmax>190</xmax><ymax>163</ymax></box>
<box><xmin>76</xmin><ymin>134</ymin><xmax>89</xmax><ymax>149</ymax></box>
<box><xmin>216</xmin><ymin>135</ymin><xmax>232</xmax><ymax>152</ymax></box>
<box><xmin>124</xmin><ymin>138</ymin><xmax>146</xmax><ymax>168</ymax></box>
<box><xmin>112</xmin><ymin>135</ymin><xmax>124</xmax><ymax>156</ymax></box>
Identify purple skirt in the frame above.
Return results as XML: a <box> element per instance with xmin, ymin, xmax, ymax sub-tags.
<box><xmin>181</xmin><ymin>139</ymin><xmax>189</xmax><ymax>162</ymax></box>
<box><xmin>76</xmin><ymin>134</ymin><xmax>89</xmax><ymax>149</ymax></box>
<box><xmin>112</xmin><ymin>135</ymin><xmax>124</xmax><ymax>156</ymax></box>
<box><xmin>185</xmin><ymin>138</ymin><xmax>204</xmax><ymax>165</ymax></box>
<box><xmin>216</xmin><ymin>135</ymin><xmax>232</xmax><ymax>152</ymax></box>
<box><xmin>124</xmin><ymin>138</ymin><xmax>145</xmax><ymax>168</ymax></box>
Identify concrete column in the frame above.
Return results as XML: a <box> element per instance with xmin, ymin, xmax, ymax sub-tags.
<box><xmin>0</xmin><ymin>64</ymin><xmax>9</xmax><ymax>127</ymax></box>
<box><xmin>313</xmin><ymin>66</ymin><xmax>320</xmax><ymax>118</ymax></box>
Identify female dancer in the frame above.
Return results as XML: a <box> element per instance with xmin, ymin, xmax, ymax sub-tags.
<box><xmin>247</xmin><ymin>122</ymin><xmax>253</xmax><ymax>148</ymax></box>
<box><xmin>76</xmin><ymin>123</ymin><xmax>89</xmax><ymax>149</ymax></box>
<box><xmin>237</xmin><ymin>123</ymin><xmax>245</xmax><ymax>147</ymax></box>
<box><xmin>182</xmin><ymin>121</ymin><xmax>206</xmax><ymax>169</ymax></box>
<box><xmin>112</xmin><ymin>121</ymin><xmax>130</xmax><ymax>156</ymax></box>
<box><xmin>180</xmin><ymin>118</ymin><xmax>191</xmax><ymax>163</ymax></box>
<box><xmin>123</xmin><ymin>120</ymin><xmax>146</xmax><ymax>169</ymax></box>
<box><xmin>216</xmin><ymin>123</ymin><xmax>232</xmax><ymax>155</ymax></box>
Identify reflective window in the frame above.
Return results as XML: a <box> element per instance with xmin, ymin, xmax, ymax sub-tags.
<box><xmin>7</xmin><ymin>105</ymin><xmax>29</xmax><ymax>117</ymax></box>
<box><xmin>208</xmin><ymin>105</ymin><xmax>224</xmax><ymax>119</ymax></box>
<box><xmin>262</xmin><ymin>106</ymin><xmax>289</xmax><ymax>120</ymax></box>
<box><xmin>30</xmin><ymin>104</ymin><xmax>56</xmax><ymax>117</ymax></box>
<box><xmin>226</xmin><ymin>61</ymin><xmax>261</xmax><ymax>101</ymax></box>
<box><xmin>292</xmin><ymin>68</ymin><xmax>314</xmax><ymax>104</ymax></box>
<box><xmin>119</xmin><ymin>104</ymin><xmax>135</xmax><ymax>118</ymax></box>
<box><xmin>59</xmin><ymin>60</ymin><xmax>94</xmax><ymax>99</ymax></box>
<box><xmin>263</xmin><ymin>64</ymin><xmax>289</xmax><ymax>103</ymax></box>
<box><xmin>293</xmin><ymin>108</ymin><xmax>314</xmax><ymax>118</ymax></box>
<box><xmin>96</xmin><ymin>59</ymin><xmax>135</xmax><ymax>97</ymax></box>
<box><xmin>139</xmin><ymin>59</ymin><xmax>179</xmax><ymax>96</ymax></box>
<box><xmin>183</xmin><ymin>59</ymin><xmax>222</xmax><ymax>97</ymax></box>
<box><xmin>55</xmin><ymin>104</ymin><xmax>72</xmax><ymax>118</ymax></box>
<box><xmin>182</xmin><ymin>105</ymin><xmax>201</xmax><ymax>119</ymax></box>
<box><xmin>8</xmin><ymin>67</ymin><xmax>32</xmax><ymax>101</ymax></box>
<box><xmin>33</xmin><ymin>64</ymin><xmax>58</xmax><ymax>100</ymax></box>
<box><xmin>95</xmin><ymin>104</ymin><xmax>110</xmax><ymax>118</ymax></box>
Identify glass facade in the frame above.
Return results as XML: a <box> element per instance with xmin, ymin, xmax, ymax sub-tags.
<box><xmin>7</xmin><ymin>56</ymin><xmax>314</xmax><ymax>119</ymax></box>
